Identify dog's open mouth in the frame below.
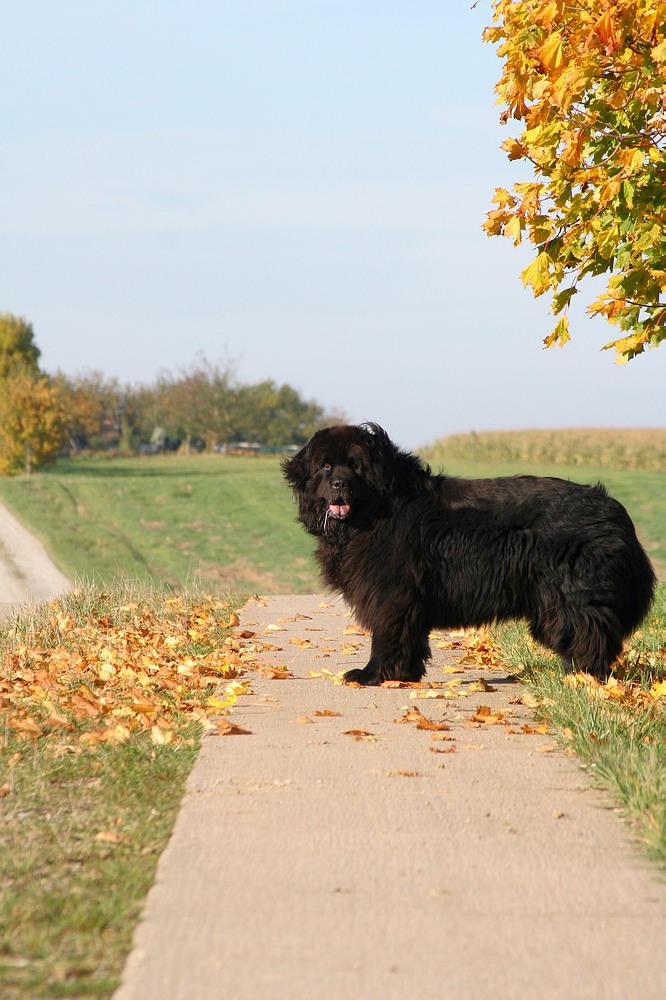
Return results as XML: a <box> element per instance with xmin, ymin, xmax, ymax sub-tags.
<box><xmin>328</xmin><ymin>504</ymin><xmax>351</xmax><ymax>519</ymax></box>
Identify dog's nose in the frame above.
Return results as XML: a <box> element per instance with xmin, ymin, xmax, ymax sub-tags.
<box><xmin>331</xmin><ymin>476</ymin><xmax>344</xmax><ymax>490</ymax></box>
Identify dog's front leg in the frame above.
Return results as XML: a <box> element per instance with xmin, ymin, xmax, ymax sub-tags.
<box><xmin>343</xmin><ymin>607</ymin><xmax>430</xmax><ymax>685</ymax></box>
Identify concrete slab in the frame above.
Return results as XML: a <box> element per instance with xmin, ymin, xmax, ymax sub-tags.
<box><xmin>115</xmin><ymin>594</ymin><xmax>665</xmax><ymax>1000</ymax></box>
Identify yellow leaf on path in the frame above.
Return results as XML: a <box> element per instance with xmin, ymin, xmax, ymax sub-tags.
<box><xmin>395</xmin><ymin>707</ymin><xmax>450</xmax><ymax>731</ymax></box>
<box><xmin>258</xmin><ymin>666</ymin><xmax>293</xmax><ymax>679</ymax></box>
<box><xmin>469</xmin><ymin>678</ymin><xmax>497</xmax><ymax>692</ymax></box>
<box><xmin>214</xmin><ymin>719</ymin><xmax>252</xmax><ymax>736</ymax></box>
<box><xmin>472</xmin><ymin>705</ymin><xmax>505</xmax><ymax>724</ymax></box>
<box><xmin>307</xmin><ymin>668</ymin><xmax>346</xmax><ymax>684</ymax></box>
<box><xmin>343</xmin><ymin>624</ymin><xmax>367</xmax><ymax>636</ymax></box>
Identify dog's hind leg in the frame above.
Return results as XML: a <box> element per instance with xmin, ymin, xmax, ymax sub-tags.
<box><xmin>530</xmin><ymin>604</ymin><xmax>622</xmax><ymax>681</ymax></box>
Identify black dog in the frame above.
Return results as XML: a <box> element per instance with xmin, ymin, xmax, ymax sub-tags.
<box><xmin>283</xmin><ymin>423</ymin><xmax>656</xmax><ymax>685</ymax></box>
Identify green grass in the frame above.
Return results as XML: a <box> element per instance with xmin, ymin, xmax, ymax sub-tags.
<box><xmin>0</xmin><ymin>735</ymin><xmax>198</xmax><ymax>998</ymax></box>
<box><xmin>0</xmin><ymin>454</ymin><xmax>319</xmax><ymax>594</ymax></box>
<box><xmin>0</xmin><ymin>583</ymin><xmax>244</xmax><ymax>999</ymax></box>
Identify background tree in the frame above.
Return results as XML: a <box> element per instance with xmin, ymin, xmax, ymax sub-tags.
<box><xmin>483</xmin><ymin>0</ymin><xmax>666</xmax><ymax>361</ymax></box>
<box><xmin>53</xmin><ymin>371</ymin><xmax>121</xmax><ymax>452</ymax></box>
<box><xmin>0</xmin><ymin>312</ymin><xmax>41</xmax><ymax>377</ymax></box>
<box><xmin>151</xmin><ymin>359</ymin><xmax>238</xmax><ymax>452</ymax></box>
<box><xmin>234</xmin><ymin>381</ymin><xmax>328</xmax><ymax>446</ymax></box>
<box><xmin>0</xmin><ymin>370</ymin><xmax>65</xmax><ymax>475</ymax></box>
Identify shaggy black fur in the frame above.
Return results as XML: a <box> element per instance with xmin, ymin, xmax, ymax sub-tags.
<box><xmin>282</xmin><ymin>423</ymin><xmax>656</xmax><ymax>685</ymax></box>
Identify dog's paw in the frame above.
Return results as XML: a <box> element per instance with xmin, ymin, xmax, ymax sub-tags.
<box><xmin>343</xmin><ymin>667</ymin><xmax>380</xmax><ymax>686</ymax></box>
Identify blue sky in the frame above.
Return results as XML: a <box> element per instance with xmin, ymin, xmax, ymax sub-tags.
<box><xmin>2</xmin><ymin>0</ymin><xmax>664</xmax><ymax>448</ymax></box>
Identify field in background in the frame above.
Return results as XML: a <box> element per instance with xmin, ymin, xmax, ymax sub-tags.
<box><xmin>422</xmin><ymin>427</ymin><xmax>666</xmax><ymax>472</ymax></box>
<box><xmin>0</xmin><ymin>427</ymin><xmax>663</xmax><ymax>589</ymax></box>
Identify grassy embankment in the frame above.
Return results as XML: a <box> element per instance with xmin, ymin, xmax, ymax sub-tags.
<box><xmin>0</xmin><ymin>430</ymin><xmax>664</xmax><ymax>997</ymax></box>
<box><xmin>0</xmin><ymin>454</ymin><xmax>320</xmax><ymax>595</ymax></box>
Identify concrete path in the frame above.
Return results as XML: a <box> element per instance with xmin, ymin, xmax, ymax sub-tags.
<box><xmin>115</xmin><ymin>594</ymin><xmax>665</xmax><ymax>1000</ymax></box>
<box><xmin>0</xmin><ymin>498</ymin><xmax>71</xmax><ymax>619</ymax></box>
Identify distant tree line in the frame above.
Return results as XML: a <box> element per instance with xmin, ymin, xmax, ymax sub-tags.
<box><xmin>0</xmin><ymin>312</ymin><xmax>340</xmax><ymax>475</ymax></box>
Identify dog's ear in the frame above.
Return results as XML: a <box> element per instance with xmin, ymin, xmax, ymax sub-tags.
<box><xmin>281</xmin><ymin>442</ymin><xmax>311</xmax><ymax>491</ymax></box>
<box><xmin>360</xmin><ymin>423</ymin><xmax>400</xmax><ymax>495</ymax></box>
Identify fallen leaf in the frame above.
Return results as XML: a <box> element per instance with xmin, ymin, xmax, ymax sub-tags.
<box><xmin>468</xmin><ymin>678</ymin><xmax>497</xmax><ymax>692</ymax></box>
<box><xmin>472</xmin><ymin>705</ymin><xmax>505</xmax><ymax>724</ymax></box>
<box><xmin>395</xmin><ymin>707</ymin><xmax>450</xmax><ymax>731</ymax></box>
<box><xmin>429</xmin><ymin>745</ymin><xmax>456</xmax><ymax>754</ymax></box>
<box><xmin>0</xmin><ymin>782</ymin><xmax>11</xmax><ymax>797</ymax></box>
<box><xmin>312</xmin><ymin>710</ymin><xmax>342</xmax><ymax>717</ymax></box>
<box><xmin>343</xmin><ymin>624</ymin><xmax>367</xmax><ymax>636</ymax></box>
<box><xmin>95</xmin><ymin>830</ymin><xmax>128</xmax><ymax>844</ymax></box>
<box><xmin>258</xmin><ymin>666</ymin><xmax>293</xmax><ymax>679</ymax></box>
<box><xmin>297</xmin><ymin>715</ymin><xmax>314</xmax><ymax>724</ymax></box>
<box><xmin>389</xmin><ymin>769</ymin><xmax>419</xmax><ymax>776</ymax></box>
<box><xmin>214</xmin><ymin>719</ymin><xmax>252</xmax><ymax>736</ymax></box>
<box><xmin>343</xmin><ymin>729</ymin><xmax>376</xmax><ymax>741</ymax></box>
<box><xmin>150</xmin><ymin>725</ymin><xmax>173</xmax><ymax>745</ymax></box>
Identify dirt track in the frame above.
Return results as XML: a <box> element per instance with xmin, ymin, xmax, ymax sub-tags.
<box><xmin>0</xmin><ymin>498</ymin><xmax>71</xmax><ymax>612</ymax></box>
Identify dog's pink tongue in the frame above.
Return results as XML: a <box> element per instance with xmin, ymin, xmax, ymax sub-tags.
<box><xmin>329</xmin><ymin>504</ymin><xmax>351</xmax><ymax>519</ymax></box>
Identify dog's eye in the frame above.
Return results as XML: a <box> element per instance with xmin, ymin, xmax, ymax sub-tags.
<box><xmin>321</xmin><ymin>462</ymin><xmax>331</xmax><ymax>472</ymax></box>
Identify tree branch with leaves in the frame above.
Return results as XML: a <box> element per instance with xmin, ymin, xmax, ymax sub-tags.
<box><xmin>483</xmin><ymin>0</ymin><xmax>666</xmax><ymax>361</ymax></box>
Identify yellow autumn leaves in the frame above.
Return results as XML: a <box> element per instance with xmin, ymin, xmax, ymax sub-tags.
<box><xmin>483</xmin><ymin>0</ymin><xmax>666</xmax><ymax>360</ymax></box>
<box><xmin>0</xmin><ymin>596</ymin><xmax>253</xmax><ymax>748</ymax></box>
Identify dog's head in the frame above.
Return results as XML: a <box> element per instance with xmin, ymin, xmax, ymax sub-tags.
<box><xmin>282</xmin><ymin>423</ymin><xmax>401</xmax><ymax>538</ymax></box>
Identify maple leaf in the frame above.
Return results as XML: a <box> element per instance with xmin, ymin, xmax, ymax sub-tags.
<box><xmin>395</xmin><ymin>707</ymin><xmax>450</xmax><ymax>731</ymax></box>
<box><xmin>257</xmin><ymin>666</ymin><xmax>293</xmax><ymax>679</ymax></box>
<box><xmin>214</xmin><ymin>719</ymin><xmax>252</xmax><ymax>736</ymax></box>
<box><xmin>472</xmin><ymin>705</ymin><xmax>505</xmax><ymax>725</ymax></box>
